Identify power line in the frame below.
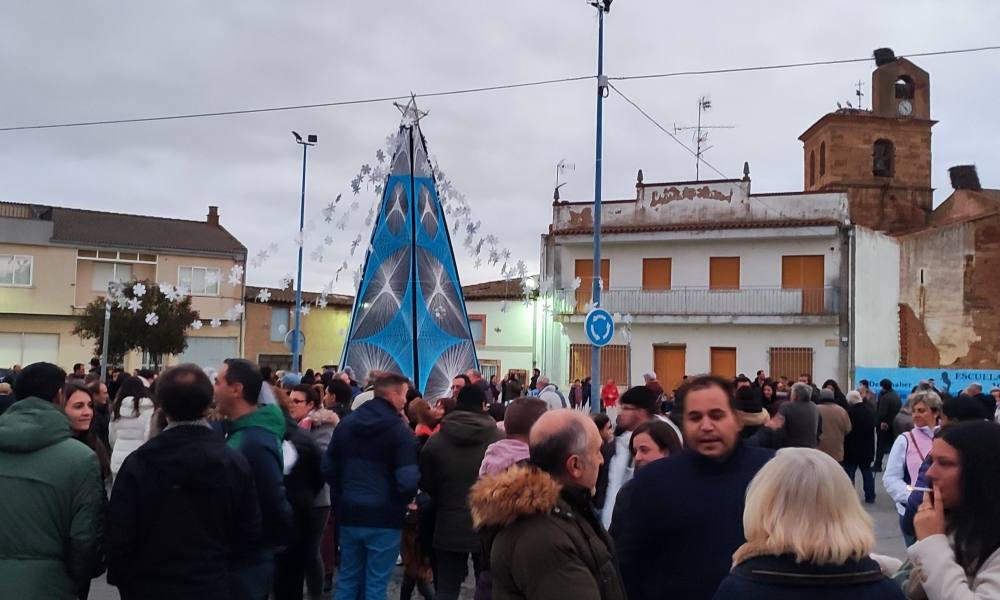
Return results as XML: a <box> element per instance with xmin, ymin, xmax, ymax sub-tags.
<box><xmin>0</xmin><ymin>75</ymin><xmax>594</xmax><ymax>132</ymax></box>
<box><xmin>2</xmin><ymin>44</ymin><xmax>999</xmax><ymax>132</ymax></box>
<box><xmin>611</xmin><ymin>45</ymin><xmax>1000</xmax><ymax>82</ymax></box>
<box><xmin>608</xmin><ymin>82</ymin><xmax>728</xmax><ymax>178</ymax></box>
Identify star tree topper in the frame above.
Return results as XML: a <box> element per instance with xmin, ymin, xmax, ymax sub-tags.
<box><xmin>393</xmin><ymin>95</ymin><xmax>428</xmax><ymax>127</ymax></box>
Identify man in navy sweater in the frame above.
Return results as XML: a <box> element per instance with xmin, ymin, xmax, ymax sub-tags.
<box><xmin>323</xmin><ymin>372</ymin><xmax>419</xmax><ymax>600</ymax></box>
<box><xmin>616</xmin><ymin>374</ymin><xmax>774</xmax><ymax>600</ymax></box>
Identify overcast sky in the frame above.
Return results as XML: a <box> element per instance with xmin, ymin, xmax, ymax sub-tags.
<box><xmin>3</xmin><ymin>1</ymin><xmax>998</xmax><ymax>294</ymax></box>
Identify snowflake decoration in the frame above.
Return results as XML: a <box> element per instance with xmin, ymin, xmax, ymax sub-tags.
<box><xmin>231</xmin><ymin>303</ymin><xmax>245</xmax><ymax>318</ymax></box>
<box><xmin>324</xmin><ymin>235</ymin><xmax>334</xmax><ymax>246</ymax></box>
<box><xmin>205</xmin><ymin>270</ymin><xmax>219</xmax><ymax>286</ymax></box>
<box><xmin>210</xmin><ymin>318</ymin><xmax>222</xmax><ymax>328</ymax></box>
<box><xmin>360</xmin><ymin>164</ymin><xmax>371</xmax><ymax>176</ymax></box>
<box><xmin>145</xmin><ymin>312</ymin><xmax>159</xmax><ymax>326</ymax></box>
<box><xmin>336</xmin><ymin>213</ymin><xmax>350</xmax><ymax>231</ymax></box>
<box><xmin>500</xmin><ymin>300</ymin><xmax>508</xmax><ymax>313</ymax></box>
<box><xmin>190</xmin><ymin>320</ymin><xmax>203</xmax><ymax>330</ymax></box>
<box><xmin>161</xmin><ymin>283</ymin><xmax>178</xmax><ymax>302</ymax></box>
<box><xmin>350</xmin><ymin>235</ymin><xmax>362</xmax><ymax>255</ymax></box>
<box><xmin>126</xmin><ymin>297</ymin><xmax>142</xmax><ymax>313</ymax></box>
<box><xmin>516</xmin><ymin>260</ymin><xmax>528</xmax><ymax>278</ymax></box>
<box><xmin>623</xmin><ymin>313</ymin><xmax>634</xmax><ymax>325</ymax></box>
<box><xmin>310</xmin><ymin>246</ymin><xmax>325</xmax><ymax>262</ymax></box>
<box><xmin>351</xmin><ymin>177</ymin><xmax>361</xmax><ymax>195</ymax></box>
<box><xmin>226</xmin><ymin>265</ymin><xmax>244</xmax><ymax>286</ymax></box>
<box><xmin>132</xmin><ymin>282</ymin><xmax>146</xmax><ymax>297</ymax></box>
<box><xmin>349</xmin><ymin>200</ymin><xmax>359</xmax><ymax>211</ymax></box>
<box><xmin>352</xmin><ymin>268</ymin><xmax>362</xmax><ymax>289</ymax></box>
<box><xmin>293</xmin><ymin>231</ymin><xmax>304</xmax><ymax>247</ymax></box>
<box><xmin>250</xmin><ymin>250</ymin><xmax>269</xmax><ymax>268</ymax></box>
<box><xmin>322</xmin><ymin>202</ymin><xmax>336</xmax><ymax>223</ymax></box>
<box><xmin>278</xmin><ymin>273</ymin><xmax>294</xmax><ymax>289</ymax></box>
<box><xmin>570</xmin><ymin>277</ymin><xmax>582</xmax><ymax>291</ymax></box>
<box><xmin>473</xmin><ymin>257</ymin><xmax>482</xmax><ymax>268</ymax></box>
<box><xmin>267</xmin><ymin>242</ymin><xmax>279</xmax><ymax>254</ymax></box>
<box><xmin>376</xmin><ymin>149</ymin><xmax>386</xmax><ymax>163</ymax></box>
<box><xmin>316</xmin><ymin>295</ymin><xmax>328</xmax><ymax>309</ymax></box>
<box><xmin>116</xmin><ymin>295</ymin><xmax>129</xmax><ymax>310</ymax></box>
<box><xmin>256</xmin><ymin>288</ymin><xmax>272</xmax><ymax>303</ymax></box>
<box><xmin>301</xmin><ymin>304</ymin><xmax>311</xmax><ymax>316</ymax></box>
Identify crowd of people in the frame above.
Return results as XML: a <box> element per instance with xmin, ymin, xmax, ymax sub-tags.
<box><xmin>1</xmin><ymin>359</ymin><xmax>1000</xmax><ymax>600</ymax></box>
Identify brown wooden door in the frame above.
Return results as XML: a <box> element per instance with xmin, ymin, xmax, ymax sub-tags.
<box><xmin>654</xmin><ymin>346</ymin><xmax>685</xmax><ymax>395</ymax></box>
<box><xmin>709</xmin><ymin>257</ymin><xmax>740</xmax><ymax>290</ymax></box>
<box><xmin>782</xmin><ymin>255</ymin><xmax>825</xmax><ymax>313</ymax></box>
<box><xmin>710</xmin><ymin>347</ymin><xmax>737</xmax><ymax>379</ymax></box>
<box><xmin>574</xmin><ymin>259</ymin><xmax>610</xmax><ymax>312</ymax></box>
<box><xmin>642</xmin><ymin>258</ymin><xmax>672</xmax><ymax>290</ymax></box>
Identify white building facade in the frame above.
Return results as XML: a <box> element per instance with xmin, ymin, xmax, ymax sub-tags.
<box><xmin>462</xmin><ymin>279</ymin><xmax>540</xmax><ymax>388</ymax></box>
<box><xmin>536</xmin><ymin>175</ymin><xmax>900</xmax><ymax>395</ymax></box>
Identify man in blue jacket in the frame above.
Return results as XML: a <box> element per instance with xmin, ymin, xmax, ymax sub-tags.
<box><xmin>323</xmin><ymin>372</ymin><xmax>419</xmax><ymax>600</ymax></box>
<box><xmin>215</xmin><ymin>358</ymin><xmax>293</xmax><ymax>600</ymax></box>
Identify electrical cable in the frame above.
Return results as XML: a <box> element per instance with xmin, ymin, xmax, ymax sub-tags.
<box><xmin>608</xmin><ymin>81</ymin><xmax>728</xmax><ymax>178</ymax></box>
<box><xmin>1</xmin><ymin>45</ymin><xmax>998</xmax><ymax>132</ymax></box>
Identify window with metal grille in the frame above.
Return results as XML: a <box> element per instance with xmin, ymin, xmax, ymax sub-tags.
<box><xmin>769</xmin><ymin>347</ymin><xmax>814</xmax><ymax>382</ymax></box>
<box><xmin>568</xmin><ymin>344</ymin><xmax>629</xmax><ymax>387</ymax></box>
<box><xmin>479</xmin><ymin>359</ymin><xmax>501</xmax><ymax>382</ymax></box>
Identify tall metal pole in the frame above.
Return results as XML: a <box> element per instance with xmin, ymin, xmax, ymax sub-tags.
<box><xmin>291</xmin><ymin>142</ymin><xmax>308</xmax><ymax>373</ymax></box>
<box><xmin>99</xmin><ymin>282</ymin><xmax>112</xmax><ymax>382</ymax></box>
<box><xmin>590</xmin><ymin>1</ymin><xmax>608</xmax><ymax>414</ymax></box>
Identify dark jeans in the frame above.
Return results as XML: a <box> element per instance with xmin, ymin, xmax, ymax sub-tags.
<box><xmin>232</xmin><ymin>549</ymin><xmax>276</xmax><ymax>600</ymax></box>
<box><xmin>401</xmin><ymin>576</ymin><xmax>436</xmax><ymax>600</ymax></box>
<box><xmin>843</xmin><ymin>462</ymin><xmax>876</xmax><ymax>502</ymax></box>
<box><xmin>305</xmin><ymin>506</ymin><xmax>331</xmax><ymax>596</ymax></box>
<box><xmin>434</xmin><ymin>550</ymin><xmax>483</xmax><ymax>600</ymax></box>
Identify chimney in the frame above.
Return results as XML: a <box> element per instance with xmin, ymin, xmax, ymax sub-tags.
<box><xmin>873</xmin><ymin>47</ymin><xmax>896</xmax><ymax>67</ymax></box>
<box><xmin>207</xmin><ymin>205</ymin><xmax>219</xmax><ymax>226</ymax></box>
<box><xmin>949</xmin><ymin>165</ymin><xmax>982</xmax><ymax>191</ymax></box>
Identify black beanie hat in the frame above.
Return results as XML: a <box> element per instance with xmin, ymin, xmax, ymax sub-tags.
<box><xmin>735</xmin><ymin>387</ymin><xmax>764</xmax><ymax>413</ymax></box>
<box><xmin>456</xmin><ymin>384</ymin><xmax>487</xmax><ymax>411</ymax></box>
<box><xmin>620</xmin><ymin>386</ymin><xmax>658</xmax><ymax>414</ymax></box>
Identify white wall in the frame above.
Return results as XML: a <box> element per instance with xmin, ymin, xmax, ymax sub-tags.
<box><xmin>465</xmin><ymin>298</ymin><xmax>536</xmax><ymax>377</ymax></box>
<box><xmin>853</xmin><ymin>227</ymin><xmax>901</xmax><ymax>370</ymax></box>
<box><xmin>556</xmin><ymin>321</ymin><xmax>842</xmax><ymax>388</ymax></box>
<box><xmin>555</xmin><ymin>230</ymin><xmax>842</xmax><ymax>290</ymax></box>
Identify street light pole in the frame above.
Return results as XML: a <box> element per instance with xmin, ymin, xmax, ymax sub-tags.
<box><xmin>99</xmin><ymin>281</ymin><xmax>114</xmax><ymax>382</ymax></box>
<box><xmin>589</xmin><ymin>0</ymin><xmax>611</xmax><ymax>413</ymax></box>
<box><xmin>291</xmin><ymin>131</ymin><xmax>317</xmax><ymax>374</ymax></box>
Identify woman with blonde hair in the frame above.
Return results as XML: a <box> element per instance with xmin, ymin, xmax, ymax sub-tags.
<box><xmin>884</xmin><ymin>389</ymin><xmax>942</xmax><ymax>547</ymax></box>
<box><xmin>713</xmin><ymin>448</ymin><xmax>904</xmax><ymax>599</ymax></box>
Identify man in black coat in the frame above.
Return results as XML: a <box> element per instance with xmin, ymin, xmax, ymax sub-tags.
<box><xmin>616</xmin><ymin>375</ymin><xmax>774</xmax><ymax>600</ymax></box>
<box><xmin>420</xmin><ymin>384</ymin><xmax>503</xmax><ymax>600</ymax></box>
<box><xmin>873</xmin><ymin>379</ymin><xmax>901</xmax><ymax>471</ymax></box>
<box><xmin>843</xmin><ymin>390</ymin><xmax>877</xmax><ymax>503</ymax></box>
<box><xmin>106</xmin><ymin>364</ymin><xmax>261</xmax><ymax>600</ymax></box>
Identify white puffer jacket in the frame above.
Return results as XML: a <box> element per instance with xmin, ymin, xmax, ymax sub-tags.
<box><xmin>109</xmin><ymin>396</ymin><xmax>155</xmax><ymax>477</ymax></box>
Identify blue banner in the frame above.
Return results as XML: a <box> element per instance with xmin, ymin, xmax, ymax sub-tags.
<box><xmin>855</xmin><ymin>366</ymin><xmax>1000</xmax><ymax>398</ymax></box>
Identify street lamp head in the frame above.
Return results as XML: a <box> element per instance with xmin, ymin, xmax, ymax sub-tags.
<box><xmin>291</xmin><ymin>131</ymin><xmax>302</xmax><ymax>142</ymax></box>
<box><xmin>589</xmin><ymin>0</ymin><xmax>612</xmax><ymax>12</ymax></box>
<box><xmin>307</xmin><ymin>134</ymin><xmax>318</xmax><ymax>144</ymax></box>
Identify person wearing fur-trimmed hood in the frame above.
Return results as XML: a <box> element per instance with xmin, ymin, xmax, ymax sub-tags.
<box><xmin>469</xmin><ymin>409</ymin><xmax>626</xmax><ymax>600</ymax></box>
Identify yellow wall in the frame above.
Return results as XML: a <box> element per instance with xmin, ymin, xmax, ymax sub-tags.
<box><xmin>302</xmin><ymin>307</ymin><xmax>352</xmax><ymax>369</ymax></box>
<box><xmin>0</xmin><ymin>242</ymin><xmax>77</xmax><ymax>316</ymax></box>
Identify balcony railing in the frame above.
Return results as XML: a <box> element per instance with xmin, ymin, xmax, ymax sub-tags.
<box><xmin>554</xmin><ymin>286</ymin><xmax>838</xmax><ymax>317</ymax></box>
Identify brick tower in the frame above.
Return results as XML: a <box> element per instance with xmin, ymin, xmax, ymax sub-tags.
<box><xmin>799</xmin><ymin>48</ymin><xmax>935</xmax><ymax>231</ymax></box>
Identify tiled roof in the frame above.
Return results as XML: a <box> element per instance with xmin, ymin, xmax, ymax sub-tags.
<box><xmin>245</xmin><ymin>285</ymin><xmax>355</xmax><ymax>307</ymax></box>
<box><xmin>462</xmin><ymin>279</ymin><xmax>527</xmax><ymax>300</ymax></box>
<box><xmin>27</xmin><ymin>204</ymin><xmax>246</xmax><ymax>255</ymax></box>
<box><xmin>551</xmin><ymin>219</ymin><xmax>842</xmax><ymax>236</ymax></box>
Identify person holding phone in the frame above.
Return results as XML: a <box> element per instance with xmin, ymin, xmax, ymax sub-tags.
<box><xmin>908</xmin><ymin>421</ymin><xmax>1000</xmax><ymax>599</ymax></box>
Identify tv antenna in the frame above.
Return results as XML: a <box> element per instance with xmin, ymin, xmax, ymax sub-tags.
<box><xmin>554</xmin><ymin>158</ymin><xmax>575</xmax><ymax>201</ymax></box>
<box><xmin>673</xmin><ymin>96</ymin><xmax>734</xmax><ymax>181</ymax></box>
<box><xmin>855</xmin><ymin>80</ymin><xmax>866</xmax><ymax>109</ymax></box>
